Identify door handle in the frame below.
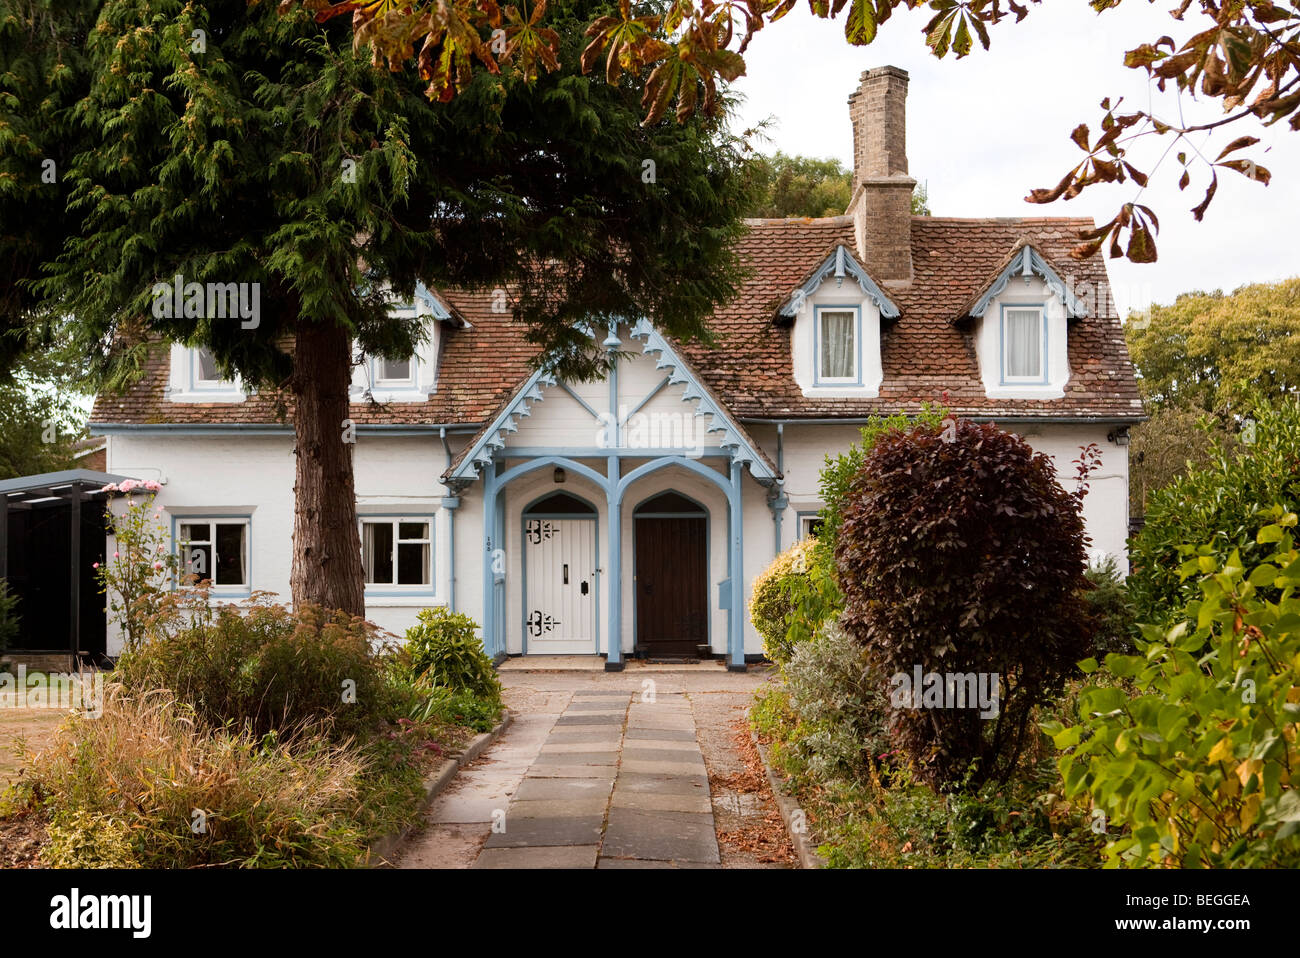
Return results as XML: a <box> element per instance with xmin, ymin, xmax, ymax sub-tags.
<box><xmin>563</xmin><ymin>564</ymin><xmax>569</xmax><ymax>585</ymax></box>
<box><xmin>580</xmin><ymin>580</ymin><xmax>589</xmax><ymax>596</ymax></box>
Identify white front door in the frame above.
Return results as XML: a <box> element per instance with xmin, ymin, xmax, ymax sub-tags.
<box><xmin>524</xmin><ymin>517</ymin><xmax>597</xmax><ymax>654</ymax></box>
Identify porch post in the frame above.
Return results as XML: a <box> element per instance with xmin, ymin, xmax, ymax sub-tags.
<box><xmin>440</xmin><ymin>495</ymin><xmax>459</xmax><ymax>612</ymax></box>
<box><xmin>728</xmin><ymin>459</ymin><xmax>745</xmax><ymax>672</ymax></box>
<box><xmin>605</xmin><ymin>454</ymin><xmax>624</xmax><ymax>671</ymax></box>
<box><xmin>481</xmin><ymin>462</ymin><xmax>499</xmax><ymax>659</ymax></box>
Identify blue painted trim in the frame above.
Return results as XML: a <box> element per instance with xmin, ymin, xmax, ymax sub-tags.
<box><xmin>812</xmin><ymin>304</ymin><xmax>864</xmax><ymax>386</ymax></box>
<box><xmin>795</xmin><ymin>509</ymin><xmax>825</xmax><ymax>540</ymax></box>
<box><xmin>776</xmin><ymin>244</ymin><xmax>901</xmax><ymax>320</ymax></box>
<box><xmin>557</xmin><ymin>382</ymin><xmax>604</xmax><ymax>422</ymax></box>
<box><xmin>728</xmin><ymin>459</ymin><xmax>744</xmax><ymax>669</ymax></box>
<box><xmin>606</xmin><ymin>455</ymin><xmax>622</xmax><ymax>666</ymax></box>
<box><xmin>628</xmin><ymin>319</ymin><xmax>778</xmax><ymax>482</ymax></box>
<box><xmin>357</xmin><ymin>513</ymin><xmax>436</xmax><ymax>596</ymax></box>
<box><xmin>624</xmin><ymin>375</ymin><xmax>673</xmax><ymax>420</ymax></box>
<box><xmin>501</xmin><ymin>446</ymin><xmax>729</xmax><ymax>459</ymax></box>
<box><xmin>448</xmin><ymin>366</ymin><xmax>559</xmax><ymax>481</ymax></box>
<box><xmin>520</xmin><ymin>491</ymin><xmax>600</xmax><ymax>656</ymax></box>
<box><xmin>481</xmin><ymin>464</ymin><xmax>498</xmax><ymax>656</ymax></box>
<box><xmin>90</xmin><ymin>423</ymin><xmax>479</xmax><ymax>437</ymax></box>
<box><xmin>998</xmin><ymin>304</ymin><xmax>1050</xmax><ymax>386</ymax></box>
<box><xmin>630</xmin><ymin>488</ymin><xmax>712</xmax><ymax>655</ymax></box>
<box><xmin>968</xmin><ymin>244</ymin><xmax>1088</xmax><ymax>320</ymax></box>
<box><xmin>170</xmin><ymin>514</ymin><xmax>253</xmax><ymax>597</ymax></box>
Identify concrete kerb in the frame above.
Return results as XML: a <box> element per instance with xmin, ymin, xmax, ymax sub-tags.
<box><xmin>367</xmin><ymin>709</ymin><xmax>515</xmax><ymax>867</ymax></box>
<box><xmin>747</xmin><ymin>719</ymin><xmax>827</xmax><ymax>870</ymax></box>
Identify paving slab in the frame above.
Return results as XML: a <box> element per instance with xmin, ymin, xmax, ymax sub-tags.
<box><xmin>531</xmin><ymin>750</ymin><xmax>621</xmax><ymax>766</ymax></box>
<box><xmin>623</xmin><ymin>727</ymin><xmax>697</xmax><ymax>742</ymax></box>
<box><xmin>475</xmin><ymin>845</ymin><xmax>601</xmax><ymax>869</ymax></box>
<box><xmin>512</xmin><ymin>776</ymin><xmax>616</xmax><ymax>801</ymax></box>
<box><xmin>554</xmin><ymin>714</ymin><xmax>626</xmax><ymax>726</ymax></box>
<box><xmin>525</xmin><ymin>764</ymin><xmax>619</xmax><ymax>780</ymax></box>
<box><xmin>506</xmin><ymin>798</ymin><xmax>611</xmax><ymax>819</ymax></box>
<box><xmin>620</xmin><ymin>758</ymin><xmax>709</xmax><ymax>776</ymax></box>
<box><xmin>614</xmin><ymin>771</ymin><xmax>710</xmax><ymax>795</ymax></box>
<box><xmin>610</xmin><ymin>790</ymin><xmax>713</xmax><ymax>814</ymax></box>
<box><xmin>482</xmin><ymin>816</ymin><xmax>605</xmax><ymax>848</ymax></box>
<box><xmin>600</xmin><ymin>808</ymin><xmax>719</xmax><ymax>863</ymax></box>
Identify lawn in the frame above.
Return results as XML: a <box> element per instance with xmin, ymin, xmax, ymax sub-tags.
<box><xmin>0</xmin><ymin>707</ymin><xmax>65</xmax><ymax>790</ymax></box>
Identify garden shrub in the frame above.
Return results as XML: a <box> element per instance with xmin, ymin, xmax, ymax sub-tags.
<box><xmin>779</xmin><ymin>620</ymin><xmax>888</xmax><ymax>784</ymax></box>
<box><xmin>836</xmin><ymin>418</ymin><xmax>1096</xmax><ymax>789</ymax></box>
<box><xmin>115</xmin><ymin>593</ymin><xmax>400</xmax><ymax>741</ymax></box>
<box><xmin>43</xmin><ymin>810</ymin><xmax>139</xmax><ymax>869</ymax></box>
<box><xmin>404</xmin><ymin>608</ymin><xmax>501</xmax><ymax>702</ymax></box>
<box><xmin>1083</xmin><ymin>556</ymin><xmax>1137</xmax><ymax>656</ymax></box>
<box><xmin>27</xmin><ymin>685</ymin><xmax>370</xmax><ymax>868</ymax></box>
<box><xmin>749</xmin><ymin>538</ymin><xmax>817</xmax><ymax>663</ymax></box>
<box><xmin>1050</xmin><ymin>507</ymin><xmax>1300</xmax><ymax>868</ymax></box>
<box><xmin>1129</xmin><ymin>396</ymin><xmax>1300</xmax><ymax>626</ymax></box>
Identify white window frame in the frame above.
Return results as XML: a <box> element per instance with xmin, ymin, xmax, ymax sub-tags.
<box><xmin>360</xmin><ymin>515</ymin><xmax>435</xmax><ymax>595</ymax></box>
<box><xmin>175</xmin><ymin>517</ymin><xmax>252</xmax><ymax>595</ymax></box>
<box><xmin>798</xmin><ymin>513</ymin><xmax>825</xmax><ymax>541</ymax></box>
<box><xmin>370</xmin><ymin>354</ymin><xmax>418</xmax><ymax>391</ymax></box>
<box><xmin>813</xmin><ymin>305</ymin><xmax>861</xmax><ymax>386</ymax></box>
<box><xmin>1000</xmin><ymin>305</ymin><xmax>1048</xmax><ymax>385</ymax></box>
<box><xmin>166</xmin><ymin>344</ymin><xmax>246</xmax><ymax>402</ymax></box>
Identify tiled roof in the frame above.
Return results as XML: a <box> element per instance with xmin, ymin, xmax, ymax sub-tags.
<box><xmin>89</xmin><ymin>215</ymin><xmax>1144</xmax><ymax>429</ymax></box>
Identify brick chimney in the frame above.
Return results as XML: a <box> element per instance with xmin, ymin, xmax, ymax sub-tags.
<box><xmin>847</xmin><ymin>66</ymin><xmax>915</xmax><ymax>284</ymax></box>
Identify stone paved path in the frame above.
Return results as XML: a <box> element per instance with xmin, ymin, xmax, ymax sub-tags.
<box><xmin>394</xmin><ymin>666</ymin><xmax>785</xmax><ymax>869</ymax></box>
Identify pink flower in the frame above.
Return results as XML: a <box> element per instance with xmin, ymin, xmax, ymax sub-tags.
<box><xmin>99</xmin><ymin>483</ymin><xmax>118</xmax><ymax>493</ymax></box>
<box><xmin>153</xmin><ymin>561</ymin><xmax>163</xmax><ymax>571</ymax></box>
<box><xmin>119</xmin><ymin>479</ymin><xmax>137</xmax><ymax>493</ymax></box>
<box><xmin>92</xmin><ymin>562</ymin><xmax>100</xmax><ymax>569</ymax></box>
<box><xmin>144</xmin><ymin>480</ymin><xmax>161</xmax><ymax>492</ymax></box>
<box><xmin>113</xmin><ymin>551</ymin><xmax>120</xmax><ymax>559</ymax></box>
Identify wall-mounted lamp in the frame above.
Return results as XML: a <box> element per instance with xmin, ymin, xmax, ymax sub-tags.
<box><xmin>553</xmin><ymin>467</ymin><xmax>566</xmax><ymax>484</ymax></box>
<box><xmin>1107</xmin><ymin>427</ymin><xmax>1130</xmax><ymax>446</ymax></box>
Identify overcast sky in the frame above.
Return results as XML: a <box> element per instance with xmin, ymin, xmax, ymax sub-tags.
<box><xmin>729</xmin><ymin>4</ymin><xmax>1300</xmax><ymax>319</ymax></box>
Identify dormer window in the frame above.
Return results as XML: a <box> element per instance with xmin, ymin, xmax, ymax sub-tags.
<box><xmin>166</xmin><ymin>344</ymin><xmax>246</xmax><ymax>402</ymax></box>
<box><xmin>779</xmin><ymin>245</ymin><xmax>899</xmax><ymax>398</ymax></box>
<box><xmin>373</xmin><ymin>355</ymin><xmax>417</xmax><ymax>390</ymax></box>
<box><xmin>816</xmin><ymin>307</ymin><xmax>860</xmax><ymax>384</ymax></box>
<box><xmin>1001</xmin><ymin>306</ymin><xmax>1046</xmax><ymax>384</ymax></box>
<box><xmin>193</xmin><ymin>347</ymin><xmax>225</xmax><ymax>389</ymax></box>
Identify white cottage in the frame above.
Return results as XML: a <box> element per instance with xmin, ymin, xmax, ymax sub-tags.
<box><xmin>90</xmin><ymin>66</ymin><xmax>1145</xmax><ymax>670</ymax></box>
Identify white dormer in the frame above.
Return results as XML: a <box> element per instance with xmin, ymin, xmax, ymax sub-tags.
<box><xmin>351</xmin><ymin>280</ymin><xmax>459</xmax><ymax>403</ymax></box>
<box><xmin>778</xmin><ymin>245</ymin><xmax>900</xmax><ymax>398</ymax></box>
<box><xmin>166</xmin><ymin>344</ymin><xmax>247</xmax><ymax>402</ymax></box>
<box><xmin>963</xmin><ymin>243</ymin><xmax>1087</xmax><ymax>401</ymax></box>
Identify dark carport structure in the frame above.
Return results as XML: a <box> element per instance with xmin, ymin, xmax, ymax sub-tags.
<box><xmin>1</xmin><ymin>470</ymin><xmax>132</xmax><ymax>668</ymax></box>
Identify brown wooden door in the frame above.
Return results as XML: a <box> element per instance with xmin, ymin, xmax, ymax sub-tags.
<box><xmin>635</xmin><ymin>516</ymin><xmax>708</xmax><ymax>656</ymax></box>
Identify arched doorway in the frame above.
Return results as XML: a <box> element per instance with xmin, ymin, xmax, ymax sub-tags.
<box><xmin>522</xmin><ymin>492</ymin><xmax>598</xmax><ymax>654</ymax></box>
<box><xmin>633</xmin><ymin>491</ymin><xmax>708</xmax><ymax>657</ymax></box>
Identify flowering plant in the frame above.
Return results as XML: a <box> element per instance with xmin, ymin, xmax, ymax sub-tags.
<box><xmin>95</xmin><ymin>481</ymin><xmax>177</xmax><ymax>651</ymax></box>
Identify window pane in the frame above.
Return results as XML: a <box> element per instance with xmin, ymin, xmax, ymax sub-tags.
<box><xmin>380</xmin><ymin>358</ymin><xmax>411</xmax><ymax>382</ymax></box>
<box><xmin>185</xmin><ymin>543</ymin><xmax>212</xmax><ymax>580</ymax></box>
<box><xmin>214</xmin><ymin>523</ymin><xmax>247</xmax><ymax>586</ymax></box>
<box><xmin>363</xmin><ymin>522</ymin><xmax>394</xmax><ymax>584</ymax></box>
<box><xmin>398</xmin><ymin>522</ymin><xmax>428</xmax><ymax>541</ymax></box>
<box><xmin>397</xmin><ymin>542</ymin><xmax>430</xmax><ymax>585</ymax></box>
<box><xmin>820</xmin><ymin>311</ymin><xmax>855</xmax><ymax>379</ymax></box>
<box><xmin>196</xmin><ymin>348</ymin><xmax>220</xmax><ymax>383</ymax></box>
<box><xmin>180</xmin><ymin>523</ymin><xmax>210</xmax><ymax>543</ymax></box>
<box><xmin>1005</xmin><ymin>309</ymin><xmax>1042</xmax><ymax>378</ymax></box>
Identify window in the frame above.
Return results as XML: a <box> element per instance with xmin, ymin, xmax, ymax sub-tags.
<box><xmin>800</xmin><ymin>515</ymin><xmax>825</xmax><ymax>540</ymax></box>
<box><xmin>178</xmin><ymin>519</ymin><xmax>249</xmax><ymax>588</ymax></box>
<box><xmin>815</xmin><ymin>307</ymin><xmax>858</xmax><ymax>384</ymax></box>
<box><xmin>373</xmin><ymin>355</ymin><xmax>416</xmax><ymax>389</ymax></box>
<box><xmin>1002</xmin><ymin>307</ymin><xmax>1045</xmax><ymax>382</ymax></box>
<box><xmin>362</xmin><ymin>518</ymin><xmax>432</xmax><ymax>589</ymax></box>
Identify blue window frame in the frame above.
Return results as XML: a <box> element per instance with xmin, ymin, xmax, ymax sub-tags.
<box><xmin>999</xmin><ymin>305</ymin><xmax>1049</xmax><ymax>385</ymax></box>
<box><xmin>360</xmin><ymin>514</ymin><xmax>435</xmax><ymax>595</ymax></box>
<box><xmin>813</xmin><ymin>305</ymin><xmax>863</xmax><ymax>386</ymax></box>
<box><xmin>172</xmin><ymin>515</ymin><xmax>252</xmax><ymax>596</ymax></box>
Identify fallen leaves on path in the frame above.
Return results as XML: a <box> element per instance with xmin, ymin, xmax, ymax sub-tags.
<box><xmin>708</xmin><ymin>720</ymin><xmax>795</xmax><ymax>866</ymax></box>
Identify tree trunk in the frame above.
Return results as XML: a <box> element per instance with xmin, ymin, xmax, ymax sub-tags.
<box><xmin>290</xmin><ymin>320</ymin><xmax>365</xmax><ymax>615</ymax></box>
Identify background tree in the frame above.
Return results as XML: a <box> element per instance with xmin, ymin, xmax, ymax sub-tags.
<box><xmin>743</xmin><ymin>150</ymin><xmax>929</xmax><ymax>218</ymax></box>
<box><xmin>0</xmin><ymin>324</ymin><xmax>90</xmax><ymax>479</ymax></box>
<box><xmin>835</xmin><ymin>419</ymin><xmax>1095</xmax><ymax>789</ymax></box>
<box><xmin>311</xmin><ymin>0</ymin><xmax>1298</xmax><ymax>263</ymax></box>
<box><xmin>0</xmin><ymin>0</ymin><xmax>98</xmax><ymax>372</ymax></box>
<box><xmin>1127</xmin><ymin>278</ymin><xmax>1300</xmax><ymax>415</ymax></box>
<box><xmin>28</xmin><ymin>0</ymin><xmax>754</xmax><ymax>615</ymax></box>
